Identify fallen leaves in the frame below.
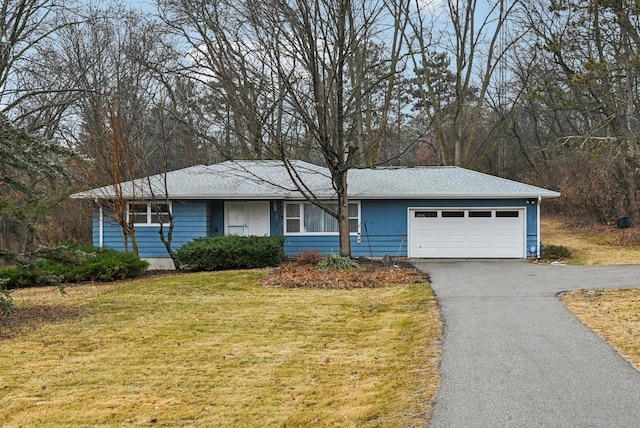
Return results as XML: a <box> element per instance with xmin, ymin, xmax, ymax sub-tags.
<box><xmin>259</xmin><ymin>262</ymin><xmax>429</xmax><ymax>289</ymax></box>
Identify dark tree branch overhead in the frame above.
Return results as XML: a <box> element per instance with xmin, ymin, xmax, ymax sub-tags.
<box><xmin>159</xmin><ymin>0</ymin><xmax>413</xmax><ymax>256</ymax></box>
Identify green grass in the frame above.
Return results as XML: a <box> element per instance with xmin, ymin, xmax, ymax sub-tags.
<box><xmin>0</xmin><ymin>270</ymin><xmax>440</xmax><ymax>427</ymax></box>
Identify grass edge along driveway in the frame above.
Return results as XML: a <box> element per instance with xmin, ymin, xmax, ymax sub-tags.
<box><xmin>542</xmin><ymin>217</ymin><xmax>640</xmax><ymax>371</ymax></box>
<box><xmin>561</xmin><ymin>288</ymin><xmax>640</xmax><ymax>370</ymax></box>
<box><xmin>0</xmin><ymin>269</ymin><xmax>441</xmax><ymax>427</ymax></box>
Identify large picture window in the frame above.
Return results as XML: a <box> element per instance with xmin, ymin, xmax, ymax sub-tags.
<box><xmin>284</xmin><ymin>202</ymin><xmax>359</xmax><ymax>235</ymax></box>
<box><xmin>128</xmin><ymin>202</ymin><xmax>171</xmax><ymax>226</ymax></box>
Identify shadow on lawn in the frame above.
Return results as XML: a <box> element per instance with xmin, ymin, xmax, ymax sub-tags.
<box><xmin>0</xmin><ymin>305</ymin><xmax>84</xmax><ymax>340</ymax></box>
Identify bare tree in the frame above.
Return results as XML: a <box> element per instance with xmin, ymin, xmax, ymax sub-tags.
<box><xmin>159</xmin><ymin>0</ymin><xmax>413</xmax><ymax>256</ymax></box>
<box><xmin>512</xmin><ymin>0</ymin><xmax>640</xmax><ymax>222</ymax></box>
<box><xmin>49</xmin><ymin>6</ymin><xmax>172</xmax><ymax>254</ymax></box>
<box><xmin>407</xmin><ymin>0</ymin><xmax>524</xmax><ymax>167</ymax></box>
<box><xmin>144</xmin><ymin>99</ymin><xmax>182</xmax><ymax>266</ymax></box>
<box><xmin>0</xmin><ymin>0</ymin><xmax>62</xmax><ymax>109</ymax></box>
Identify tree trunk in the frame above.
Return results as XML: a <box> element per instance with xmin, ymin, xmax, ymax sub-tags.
<box><xmin>336</xmin><ymin>170</ymin><xmax>351</xmax><ymax>257</ymax></box>
<box><xmin>130</xmin><ymin>227</ymin><xmax>139</xmax><ymax>257</ymax></box>
<box><xmin>158</xmin><ymin>218</ymin><xmax>177</xmax><ymax>268</ymax></box>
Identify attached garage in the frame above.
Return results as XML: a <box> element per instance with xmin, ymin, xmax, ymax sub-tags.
<box><xmin>408</xmin><ymin>208</ymin><xmax>526</xmax><ymax>258</ymax></box>
<box><xmin>347</xmin><ymin>166</ymin><xmax>559</xmax><ymax>259</ymax></box>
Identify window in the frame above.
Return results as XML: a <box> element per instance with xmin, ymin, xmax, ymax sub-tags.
<box><xmin>128</xmin><ymin>202</ymin><xmax>171</xmax><ymax>225</ymax></box>
<box><xmin>286</xmin><ymin>203</ymin><xmax>300</xmax><ymax>233</ymax></box>
<box><xmin>348</xmin><ymin>203</ymin><xmax>359</xmax><ymax>233</ymax></box>
<box><xmin>304</xmin><ymin>203</ymin><xmax>337</xmax><ymax>233</ymax></box>
<box><xmin>150</xmin><ymin>203</ymin><xmax>171</xmax><ymax>224</ymax></box>
<box><xmin>284</xmin><ymin>202</ymin><xmax>360</xmax><ymax>235</ymax></box>
<box><xmin>442</xmin><ymin>211</ymin><xmax>465</xmax><ymax>218</ymax></box>
<box><xmin>496</xmin><ymin>210</ymin><xmax>519</xmax><ymax>218</ymax></box>
<box><xmin>415</xmin><ymin>211</ymin><xmax>438</xmax><ymax>218</ymax></box>
<box><xmin>469</xmin><ymin>211</ymin><xmax>492</xmax><ymax>218</ymax></box>
<box><xmin>129</xmin><ymin>204</ymin><xmax>148</xmax><ymax>224</ymax></box>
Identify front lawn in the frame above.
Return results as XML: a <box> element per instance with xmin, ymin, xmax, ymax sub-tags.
<box><xmin>0</xmin><ymin>270</ymin><xmax>440</xmax><ymax>427</ymax></box>
<box><xmin>561</xmin><ymin>288</ymin><xmax>640</xmax><ymax>370</ymax></box>
<box><xmin>542</xmin><ymin>217</ymin><xmax>640</xmax><ymax>265</ymax></box>
<box><xmin>543</xmin><ymin>217</ymin><xmax>640</xmax><ymax>370</ymax></box>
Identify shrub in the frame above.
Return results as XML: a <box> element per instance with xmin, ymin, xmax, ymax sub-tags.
<box><xmin>0</xmin><ymin>264</ymin><xmax>62</xmax><ymax>289</ymax></box>
<box><xmin>297</xmin><ymin>250</ymin><xmax>322</xmax><ymax>265</ymax></box>
<box><xmin>34</xmin><ymin>243</ymin><xmax>96</xmax><ymax>266</ymax></box>
<box><xmin>0</xmin><ymin>278</ymin><xmax>12</xmax><ymax>314</ymax></box>
<box><xmin>47</xmin><ymin>249</ymin><xmax>149</xmax><ymax>282</ymax></box>
<box><xmin>618</xmin><ymin>227</ymin><xmax>640</xmax><ymax>245</ymax></box>
<box><xmin>0</xmin><ymin>243</ymin><xmax>149</xmax><ymax>288</ymax></box>
<box><xmin>317</xmin><ymin>253</ymin><xmax>358</xmax><ymax>270</ymax></box>
<box><xmin>174</xmin><ymin>235</ymin><xmax>286</xmax><ymax>271</ymax></box>
<box><xmin>540</xmin><ymin>244</ymin><xmax>572</xmax><ymax>261</ymax></box>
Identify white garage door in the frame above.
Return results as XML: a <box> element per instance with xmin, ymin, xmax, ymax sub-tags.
<box><xmin>408</xmin><ymin>208</ymin><xmax>525</xmax><ymax>258</ymax></box>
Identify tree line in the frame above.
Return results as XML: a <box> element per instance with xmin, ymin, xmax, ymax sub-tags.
<box><xmin>1</xmin><ymin>0</ymin><xmax>639</xmax><ymax>254</ymax></box>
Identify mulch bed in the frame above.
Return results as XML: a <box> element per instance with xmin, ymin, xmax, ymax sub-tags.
<box><xmin>259</xmin><ymin>261</ymin><xmax>429</xmax><ymax>289</ymax></box>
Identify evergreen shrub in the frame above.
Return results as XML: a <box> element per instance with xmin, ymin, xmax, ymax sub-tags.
<box><xmin>175</xmin><ymin>235</ymin><xmax>285</xmax><ymax>271</ymax></box>
<box><xmin>540</xmin><ymin>244</ymin><xmax>572</xmax><ymax>261</ymax></box>
<box><xmin>0</xmin><ymin>243</ymin><xmax>149</xmax><ymax>288</ymax></box>
<box><xmin>0</xmin><ymin>278</ymin><xmax>13</xmax><ymax>314</ymax></box>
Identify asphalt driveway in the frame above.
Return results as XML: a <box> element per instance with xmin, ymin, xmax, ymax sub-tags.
<box><xmin>413</xmin><ymin>261</ymin><xmax>640</xmax><ymax>428</ymax></box>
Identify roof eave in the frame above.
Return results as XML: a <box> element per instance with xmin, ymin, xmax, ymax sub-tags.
<box><xmin>351</xmin><ymin>193</ymin><xmax>561</xmax><ymax>200</ymax></box>
<box><xmin>77</xmin><ymin>193</ymin><xmax>561</xmax><ymax>201</ymax></box>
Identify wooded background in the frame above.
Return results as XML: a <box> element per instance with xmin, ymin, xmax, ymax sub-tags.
<box><xmin>1</xmin><ymin>0</ymin><xmax>638</xmax><ymax>252</ymax></box>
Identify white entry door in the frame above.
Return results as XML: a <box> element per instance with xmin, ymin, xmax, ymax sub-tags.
<box><xmin>225</xmin><ymin>202</ymin><xmax>270</xmax><ymax>236</ymax></box>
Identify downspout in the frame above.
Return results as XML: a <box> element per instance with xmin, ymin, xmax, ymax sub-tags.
<box><xmin>537</xmin><ymin>196</ymin><xmax>542</xmax><ymax>259</ymax></box>
<box><xmin>98</xmin><ymin>200</ymin><xmax>104</xmax><ymax>248</ymax></box>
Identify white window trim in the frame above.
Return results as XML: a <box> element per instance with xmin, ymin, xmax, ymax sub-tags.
<box><xmin>127</xmin><ymin>201</ymin><xmax>172</xmax><ymax>227</ymax></box>
<box><xmin>284</xmin><ymin>201</ymin><xmax>360</xmax><ymax>236</ymax></box>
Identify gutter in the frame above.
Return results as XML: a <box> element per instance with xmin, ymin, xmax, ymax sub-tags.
<box><xmin>537</xmin><ymin>196</ymin><xmax>542</xmax><ymax>258</ymax></box>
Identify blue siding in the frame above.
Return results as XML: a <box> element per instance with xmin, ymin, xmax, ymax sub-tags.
<box><xmin>94</xmin><ymin>198</ymin><xmax>542</xmax><ymax>260</ymax></box>
<box><xmin>146</xmin><ymin>201</ymin><xmax>208</xmax><ymax>257</ymax></box>
<box><xmin>526</xmin><ymin>201</ymin><xmax>538</xmax><ymax>257</ymax></box>
<box><xmin>93</xmin><ymin>208</ymin><xmax>125</xmax><ymax>248</ymax></box>
<box><xmin>96</xmin><ymin>201</ymin><xmax>209</xmax><ymax>258</ymax></box>
<box><xmin>94</xmin><ymin>214</ymin><xmax>126</xmax><ymax>248</ymax></box>
<box><xmin>92</xmin><ymin>207</ymin><xmax>100</xmax><ymax>246</ymax></box>
<box><xmin>284</xmin><ymin>235</ymin><xmax>407</xmax><ymax>258</ymax></box>
<box><xmin>284</xmin><ymin>236</ymin><xmax>343</xmax><ymax>256</ymax></box>
<box><xmin>283</xmin><ymin>199</ymin><xmax>540</xmax><ymax>258</ymax></box>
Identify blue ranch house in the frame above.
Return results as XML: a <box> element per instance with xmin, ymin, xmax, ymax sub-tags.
<box><xmin>72</xmin><ymin>160</ymin><xmax>560</xmax><ymax>269</ymax></box>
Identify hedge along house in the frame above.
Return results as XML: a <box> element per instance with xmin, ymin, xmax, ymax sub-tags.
<box><xmin>71</xmin><ymin>160</ymin><xmax>560</xmax><ymax>269</ymax></box>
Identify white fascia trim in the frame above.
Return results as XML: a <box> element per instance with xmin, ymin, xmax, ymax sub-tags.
<box><xmin>353</xmin><ymin>193</ymin><xmax>561</xmax><ymax>200</ymax></box>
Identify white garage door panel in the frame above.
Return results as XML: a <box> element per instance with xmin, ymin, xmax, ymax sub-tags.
<box><xmin>409</xmin><ymin>210</ymin><xmax>525</xmax><ymax>258</ymax></box>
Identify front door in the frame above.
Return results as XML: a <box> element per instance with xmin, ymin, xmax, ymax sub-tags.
<box><xmin>227</xmin><ymin>202</ymin><xmax>247</xmax><ymax>236</ymax></box>
<box><xmin>225</xmin><ymin>202</ymin><xmax>270</xmax><ymax>236</ymax></box>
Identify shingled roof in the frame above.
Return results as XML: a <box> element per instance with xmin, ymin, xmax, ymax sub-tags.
<box><xmin>71</xmin><ymin>160</ymin><xmax>560</xmax><ymax>200</ymax></box>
